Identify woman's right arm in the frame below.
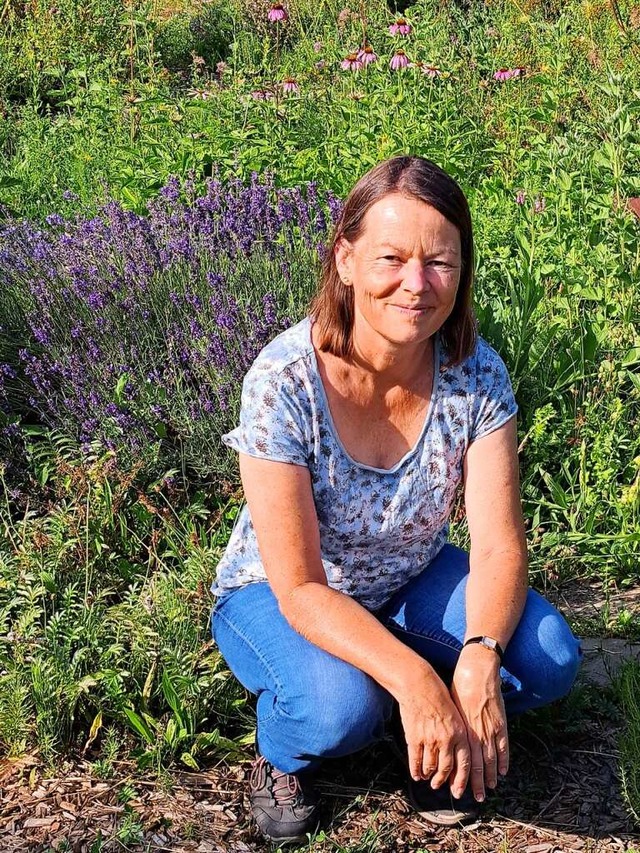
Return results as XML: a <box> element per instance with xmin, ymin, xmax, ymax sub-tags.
<box><xmin>238</xmin><ymin>452</ymin><xmax>471</xmax><ymax>794</ymax></box>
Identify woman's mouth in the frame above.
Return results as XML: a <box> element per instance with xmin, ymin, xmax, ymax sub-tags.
<box><xmin>390</xmin><ymin>304</ymin><xmax>431</xmax><ymax>315</ymax></box>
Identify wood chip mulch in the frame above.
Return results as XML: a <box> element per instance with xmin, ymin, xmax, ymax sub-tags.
<box><xmin>1</xmin><ymin>681</ymin><xmax>638</xmax><ymax>852</ymax></box>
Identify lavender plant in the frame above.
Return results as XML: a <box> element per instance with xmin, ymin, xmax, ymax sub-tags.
<box><xmin>0</xmin><ymin>173</ymin><xmax>341</xmax><ymax>482</ymax></box>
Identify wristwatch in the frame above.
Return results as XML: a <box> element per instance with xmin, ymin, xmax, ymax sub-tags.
<box><xmin>463</xmin><ymin>635</ymin><xmax>505</xmax><ymax>663</ymax></box>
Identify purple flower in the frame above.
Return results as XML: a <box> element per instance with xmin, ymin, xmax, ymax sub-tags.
<box><xmin>188</xmin><ymin>87</ymin><xmax>213</xmax><ymax>100</ymax></box>
<box><xmin>389</xmin><ymin>17</ymin><xmax>412</xmax><ymax>35</ymax></box>
<box><xmin>420</xmin><ymin>64</ymin><xmax>441</xmax><ymax>78</ymax></box>
<box><xmin>515</xmin><ymin>190</ymin><xmax>526</xmax><ymax>205</ymax></box>
<box><xmin>267</xmin><ymin>2</ymin><xmax>287</xmax><ymax>21</ymax></box>
<box><xmin>251</xmin><ymin>89</ymin><xmax>273</xmax><ymax>101</ymax></box>
<box><xmin>62</xmin><ymin>190</ymin><xmax>78</xmax><ymax>202</ymax></box>
<box><xmin>282</xmin><ymin>77</ymin><xmax>299</xmax><ymax>94</ymax></box>
<box><xmin>0</xmin><ymin>173</ymin><xmax>337</xmax><ymax>478</ymax></box>
<box><xmin>341</xmin><ymin>52</ymin><xmax>363</xmax><ymax>71</ymax></box>
<box><xmin>313</xmin><ymin>41</ymin><xmax>323</xmax><ymax>52</ymax></box>
<box><xmin>357</xmin><ymin>45</ymin><xmax>378</xmax><ymax>65</ymax></box>
<box><xmin>390</xmin><ymin>50</ymin><xmax>409</xmax><ymax>70</ymax></box>
<box><xmin>493</xmin><ymin>67</ymin><xmax>524</xmax><ymax>82</ymax></box>
<box><xmin>534</xmin><ymin>196</ymin><xmax>546</xmax><ymax>214</ymax></box>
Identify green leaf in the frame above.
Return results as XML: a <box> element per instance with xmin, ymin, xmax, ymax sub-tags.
<box><xmin>161</xmin><ymin>670</ymin><xmax>187</xmax><ymax>729</ymax></box>
<box><xmin>622</xmin><ymin>347</ymin><xmax>640</xmax><ymax>367</ymax></box>
<box><xmin>180</xmin><ymin>752</ymin><xmax>199</xmax><ymax>770</ymax></box>
<box><xmin>123</xmin><ymin>708</ymin><xmax>156</xmax><ymax>744</ymax></box>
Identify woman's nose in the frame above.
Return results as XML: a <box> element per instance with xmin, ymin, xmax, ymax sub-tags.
<box><xmin>402</xmin><ymin>260</ymin><xmax>430</xmax><ymax>293</ymax></box>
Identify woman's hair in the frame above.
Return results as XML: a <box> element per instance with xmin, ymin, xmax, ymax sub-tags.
<box><xmin>310</xmin><ymin>155</ymin><xmax>477</xmax><ymax>365</ymax></box>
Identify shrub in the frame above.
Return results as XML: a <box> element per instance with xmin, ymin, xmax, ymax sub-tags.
<box><xmin>155</xmin><ymin>2</ymin><xmax>235</xmax><ymax>73</ymax></box>
<box><xmin>0</xmin><ymin>173</ymin><xmax>341</xmax><ymax>483</ymax></box>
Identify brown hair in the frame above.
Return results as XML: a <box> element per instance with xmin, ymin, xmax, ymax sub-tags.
<box><xmin>310</xmin><ymin>156</ymin><xmax>477</xmax><ymax>365</ymax></box>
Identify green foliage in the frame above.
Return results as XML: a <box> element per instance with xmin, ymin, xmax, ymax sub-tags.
<box><xmin>1</xmin><ymin>0</ymin><xmax>640</xmax><ymax>777</ymax></box>
<box><xmin>615</xmin><ymin>659</ymin><xmax>640</xmax><ymax>826</ymax></box>
<box><xmin>155</xmin><ymin>2</ymin><xmax>235</xmax><ymax>72</ymax></box>
<box><xmin>0</xmin><ymin>438</ymin><xmax>250</xmax><ymax>758</ymax></box>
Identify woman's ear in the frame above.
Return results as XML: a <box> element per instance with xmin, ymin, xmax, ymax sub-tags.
<box><xmin>334</xmin><ymin>238</ymin><xmax>354</xmax><ymax>286</ymax></box>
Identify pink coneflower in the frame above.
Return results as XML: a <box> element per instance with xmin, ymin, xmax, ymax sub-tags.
<box><xmin>534</xmin><ymin>196</ymin><xmax>546</xmax><ymax>214</ymax></box>
<box><xmin>421</xmin><ymin>64</ymin><xmax>441</xmax><ymax>77</ymax></box>
<box><xmin>493</xmin><ymin>66</ymin><xmax>524</xmax><ymax>81</ymax></box>
<box><xmin>282</xmin><ymin>77</ymin><xmax>299</xmax><ymax>93</ymax></box>
<box><xmin>515</xmin><ymin>190</ymin><xmax>526</xmax><ymax>205</ymax></box>
<box><xmin>188</xmin><ymin>87</ymin><xmax>212</xmax><ymax>100</ymax></box>
<box><xmin>389</xmin><ymin>17</ymin><xmax>412</xmax><ymax>35</ymax></box>
<box><xmin>357</xmin><ymin>45</ymin><xmax>378</xmax><ymax>65</ymax></box>
<box><xmin>250</xmin><ymin>89</ymin><xmax>273</xmax><ymax>100</ymax></box>
<box><xmin>341</xmin><ymin>52</ymin><xmax>363</xmax><ymax>71</ymax></box>
<box><xmin>390</xmin><ymin>49</ymin><xmax>409</xmax><ymax>70</ymax></box>
<box><xmin>267</xmin><ymin>2</ymin><xmax>288</xmax><ymax>22</ymax></box>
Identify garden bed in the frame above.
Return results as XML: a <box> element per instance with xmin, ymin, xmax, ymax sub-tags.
<box><xmin>1</xmin><ymin>671</ymin><xmax>637</xmax><ymax>853</ymax></box>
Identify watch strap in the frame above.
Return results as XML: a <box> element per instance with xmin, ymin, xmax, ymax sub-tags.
<box><xmin>463</xmin><ymin>635</ymin><xmax>505</xmax><ymax>663</ymax></box>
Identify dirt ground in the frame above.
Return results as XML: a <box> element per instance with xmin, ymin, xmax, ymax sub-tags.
<box><xmin>1</xmin><ymin>665</ymin><xmax>639</xmax><ymax>853</ymax></box>
<box><xmin>2</xmin><ymin>581</ymin><xmax>640</xmax><ymax>852</ymax></box>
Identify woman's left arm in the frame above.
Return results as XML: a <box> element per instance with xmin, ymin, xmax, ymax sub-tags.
<box><xmin>451</xmin><ymin>414</ymin><xmax>528</xmax><ymax>803</ymax></box>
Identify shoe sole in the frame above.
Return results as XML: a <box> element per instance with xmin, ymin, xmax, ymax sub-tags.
<box><xmin>256</xmin><ymin>818</ymin><xmax>321</xmax><ymax>845</ymax></box>
<box><xmin>407</xmin><ymin>784</ymin><xmax>479</xmax><ymax>826</ymax></box>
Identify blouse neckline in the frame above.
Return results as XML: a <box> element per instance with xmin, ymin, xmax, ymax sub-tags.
<box><xmin>306</xmin><ymin>317</ymin><xmax>440</xmax><ymax>474</ymax></box>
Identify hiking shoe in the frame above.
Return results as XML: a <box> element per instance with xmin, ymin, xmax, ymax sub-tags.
<box><xmin>386</xmin><ymin>706</ymin><xmax>480</xmax><ymax>826</ymax></box>
<box><xmin>249</xmin><ymin>755</ymin><xmax>320</xmax><ymax>843</ymax></box>
<box><xmin>407</xmin><ymin>778</ymin><xmax>480</xmax><ymax>826</ymax></box>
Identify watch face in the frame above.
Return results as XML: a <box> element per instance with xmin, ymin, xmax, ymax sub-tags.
<box><xmin>482</xmin><ymin>637</ymin><xmax>497</xmax><ymax>650</ymax></box>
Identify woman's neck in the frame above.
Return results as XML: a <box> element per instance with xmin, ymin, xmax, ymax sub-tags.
<box><xmin>350</xmin><ymin>328</ymin><xmax>434</xmax><ymax>391</ymax></box>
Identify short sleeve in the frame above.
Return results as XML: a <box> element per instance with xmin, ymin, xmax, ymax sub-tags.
<box><xmin>470</xmin><ymin>342</ymin><xmax>518</xmax><ymax>442</ymax></box>
<box><xmin>222</xmin><ymin>361</ymin><xmax>310</xmax><ymax>466</ymax></box>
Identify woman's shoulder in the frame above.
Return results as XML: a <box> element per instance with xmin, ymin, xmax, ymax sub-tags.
<box><xmin>441</xmin><ymin>335</ymin><xmax>511</xmax><ymax>383</ymax></box>
<box><xmin>247</xmin><ymin>317</ymin><xmax>314</xmax><ymax>381</ymax></box>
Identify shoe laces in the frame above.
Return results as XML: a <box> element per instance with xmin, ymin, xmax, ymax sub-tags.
<box><xmin>251</xmin><ymin>755</ymin><xmax>302</xmax><ymax>806</ymax></box>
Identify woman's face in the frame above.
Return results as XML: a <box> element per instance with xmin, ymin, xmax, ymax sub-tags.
<box><xmin>335</xmin><ymin>193</ymin><xmax>462</xmax><ymax>353</ymax></box>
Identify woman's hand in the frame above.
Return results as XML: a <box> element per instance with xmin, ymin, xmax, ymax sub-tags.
<box><xmin>397</xmin><ymin>663</ymin><xmax>471</xmax><ymax>798</ymax></box>
<box><xmin>450</xmin><ymin>645</ymin><xmax>509</xmax><ymax>802</ymax></box>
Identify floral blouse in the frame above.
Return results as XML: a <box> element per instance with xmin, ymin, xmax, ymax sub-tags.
<box><xmin>212</xmin><ymin>317</ymin><xmax>517</xmax><ymax>611</ymax></box>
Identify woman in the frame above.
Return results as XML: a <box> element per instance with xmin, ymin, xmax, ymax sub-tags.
<box><xmin>211</xmin><ymin>156</ymin><xmax>581</xmax><ymax>843</ymax></box>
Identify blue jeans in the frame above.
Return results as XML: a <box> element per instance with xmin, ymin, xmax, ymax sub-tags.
<box><xmin>212</xmin><ymin>544</ymin><xmax>582</xmax><ymax>774</ymax></box>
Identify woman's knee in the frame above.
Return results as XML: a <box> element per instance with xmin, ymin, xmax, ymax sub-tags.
<box><xmin>539</xmin><ymin>612</ymin><xmax>582</xmax><ymax>698</ymax></box>
<box><xmin>508</xmin><ymin>596</ymin><xmax>582</xmax><ymax>709</ymax></box>
<box><xmin>276</xmin><ymin>658</ymin><xmax>394</xmax><ymax>757</ymax></box>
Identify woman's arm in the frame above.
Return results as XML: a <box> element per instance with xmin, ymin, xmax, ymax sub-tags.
<box><xmin>239</xmin><ymin>451</ymin><xmax>471</xmax><ymax>794</ymax></box>
<box><xmin>451</xmin><ymin>415</ymin><xmax>528</xmax><ymax>802</ymax></box>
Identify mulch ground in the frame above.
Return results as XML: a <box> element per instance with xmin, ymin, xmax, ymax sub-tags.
<box><xmin>1</xmin><ymin>675</ymin><xmax>638</xmax><ymax>853</ymax></box>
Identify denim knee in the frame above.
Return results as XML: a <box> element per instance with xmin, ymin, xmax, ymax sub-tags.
<box><xmin>510</xmin><ymin>611</ymin><xmax>582</xmax><ymax>711</ymax></box>
<box><xmin>273</xmin><ymin>658</ymin><xmax>394</xmax><ymax>759</ymax></box>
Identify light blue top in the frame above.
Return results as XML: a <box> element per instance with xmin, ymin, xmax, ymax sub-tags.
<box><xmin>212</xmin><ymin>317</ymin><xmax>517</xmax><ymax>611</ymax></box>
